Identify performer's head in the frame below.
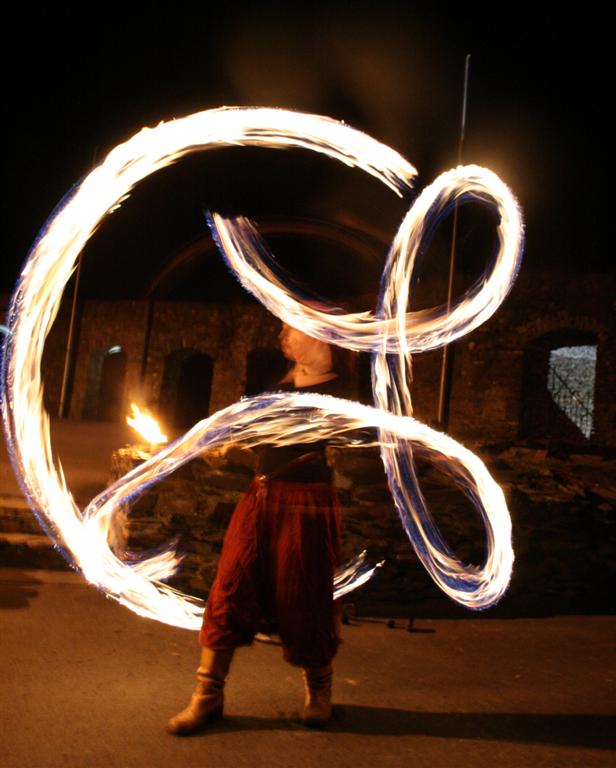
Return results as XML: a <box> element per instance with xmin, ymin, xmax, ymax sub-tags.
<box><xmin>279</xmin><ymin>323</ymin><xmax>356</xmax><ymax>379</ymax></box>
<box><xmin>279</xmin><ymin>323</ymin><xmax>332</xmax><ymax>372</ymax></box>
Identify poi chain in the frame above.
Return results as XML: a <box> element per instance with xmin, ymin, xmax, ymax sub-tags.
<box><xmin>1</xmin><ymin>108</ymin><xmax>523</xmax><ymax>629</ymax></box>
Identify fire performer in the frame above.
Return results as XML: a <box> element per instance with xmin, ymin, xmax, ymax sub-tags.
<box><xmin>167</xmin><ymin>323</ymin><xmax>355</xmax><ymax>735</ymax></box>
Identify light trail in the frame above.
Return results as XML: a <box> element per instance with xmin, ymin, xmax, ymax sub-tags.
<box><xmin>209</xmin><ymin>164</ymin><xmax>521</xmax><ymax>353</ymax></box>
<box><xmin>1</xmin><ymin>107</ymin><xmax>523</xmax><ymax>629</ymax></box>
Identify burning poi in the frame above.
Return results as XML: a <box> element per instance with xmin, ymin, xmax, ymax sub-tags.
<box><xmin>0</xmin><ymin>107</ymin><xmax>523</xmax><ymax>631</ymax></box>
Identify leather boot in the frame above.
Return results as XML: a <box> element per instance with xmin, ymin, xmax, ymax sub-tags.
<box><xmin>302</xmin><ymin>663</ymin><xmax>333</xmax><ymax>727</ymax></box>
<box><xmin>166</xmin><ymin>647</ymin><xmax>234</xmax><ymax>735</ymax></box>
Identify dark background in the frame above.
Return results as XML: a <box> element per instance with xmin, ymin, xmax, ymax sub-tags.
<box><xmin>3</xmin><ymin>3</ymin><xmax>607</xmax><ymax>304</ymax></box>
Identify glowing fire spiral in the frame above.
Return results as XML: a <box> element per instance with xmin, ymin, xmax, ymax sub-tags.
<box><xmin>1</xmin><ymin>107</ymin><xmax>523</xmax><ymax>628</ymax></box>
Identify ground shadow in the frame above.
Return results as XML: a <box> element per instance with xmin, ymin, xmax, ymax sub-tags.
<box><xmin>345</xmin><ymin>618</ymin><xmax>436</xmax><ymax>634</ymax></box>
<box><xmin>0</xmin><ymin>571</ymin><xmax>42</xmax><ymax>609</ymax></box>
<box><xmin>201</xmin><ymin>708</ymin><xmax>615</xmax><ymax>749</ymax></box>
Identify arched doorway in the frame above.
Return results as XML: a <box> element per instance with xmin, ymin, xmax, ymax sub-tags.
<box><xmin>83</xmin><ymin>346</ymin><xmax>127</xmax><ymax>421</ymax></box>
<box><xmin>159</xmin><ymin>350</ymin><xmax>213</xmax><ymax>429</ymax></box>
<box><xmin>520</xmin><ymin>330</ymin><xmax>597</xmax><ymax>444</ymax></box>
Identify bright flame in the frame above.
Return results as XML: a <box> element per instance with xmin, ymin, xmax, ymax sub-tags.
<box><xmin>1</xmin><ymin>107</ymin><xmax>523</xmax><ymax>629</ymax></box>
<box><xmin>127</xmin><ymin>403</ymin><xmax>168</xmax><ymax>446</ymax></box>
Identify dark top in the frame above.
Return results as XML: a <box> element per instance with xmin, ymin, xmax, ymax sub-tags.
<box><xmin>257</xmin><ymin>376</ymin><xmax>352</xmax><ymax>483</ymax></box>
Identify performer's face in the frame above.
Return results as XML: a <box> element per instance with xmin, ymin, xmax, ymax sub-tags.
<box><xmin>279</xmin><ymin>324</ymin><xmax>306</xmax><ymax>361</ymax></box>
<box><xmin>279</xmin><ymin>324</ymin><xmax>333</xmax><ymax>370</ymax></box>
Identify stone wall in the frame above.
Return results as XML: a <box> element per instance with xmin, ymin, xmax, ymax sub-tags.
<box><xmin>410</xmin><ymin>271</ymin><xmax>616</xmax><ymax>447</ymax></box>
<box><xmin>2</xmin><ymin>268</ymin><xmax>614</xmax><ymax>448</ymax></box>
<box><xmin>110</xmin><ymin>443</ymin><xmax>616</xmax><ymax>618</ymax></box>
<box><xmin>139</xmin><ymin>301</ymin><xmax>281</xmax><ymax>416</ymax></box>
<box><xmin>69</xmin><ymin>300</ymin><xmax>149</xmax><ymax>419</ymax></box>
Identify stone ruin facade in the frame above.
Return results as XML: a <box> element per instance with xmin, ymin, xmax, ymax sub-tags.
<box><xmin>4</xmin><ymin>268</ymin><xmax>611</xmax><ymax>450</ymax></box>
<box><xmin>1</xmin><ymin>268</ymin><xmax>614</xmax><ymax>616</ymax></box>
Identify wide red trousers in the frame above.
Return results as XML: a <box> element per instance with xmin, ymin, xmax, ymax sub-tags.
<box><xmin>200</xmin><ymin>477</ymin><xmax>342</xmax><ymax>667</ymax></box>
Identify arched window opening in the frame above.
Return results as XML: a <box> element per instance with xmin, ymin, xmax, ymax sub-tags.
<box><xmin>547</xmin><ymin>345</ymin><xmax>596</xmax><ymax>439</ymax></box>
<box><xmin>159</xmin><ymin>350</ymin><xmax>213</xmax><ymax>429</ymax></box>
<box><xmin>245</xmin><ymin>347</ymin><xmax>289</xmax><ymax>395</ymax></box>
<box><xmin>83</xmin><ymin>345</ymin><xmax>127</xmax><ymax>421</ymax></box>
<box><xmin>520</xmin><ymin>330</ymin><xmax>597</xmax><ymax>444</ymax></box>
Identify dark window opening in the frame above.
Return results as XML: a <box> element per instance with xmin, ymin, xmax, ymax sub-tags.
<box><xmin>159</xmin><ymin>350</ymin><xmax>213</xmax><ymax>429</ymax></box>
<box><xmin>82</xmin><ymin>346</ymin><xmax>127</xmax><ymax>421</ymax></box>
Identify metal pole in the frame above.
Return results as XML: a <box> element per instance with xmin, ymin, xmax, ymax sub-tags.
<box><xmin>436</xmin><ymin>54</ymin><xmax>471</xmax><ymax>430</ymax></box>
<box><xmin>58</xmin><ymin>252</ymin><xmax>83</xmax><ymax>418</ymax></box>
<box><xmin>58</xmin><ymin>147</ymin><xmax>99</xmax><ymax>418</ymax></box>
<box><xmin>140</xmin><ymin>299</ymin><xmax>155</xmax><ymax>385</ymax></box>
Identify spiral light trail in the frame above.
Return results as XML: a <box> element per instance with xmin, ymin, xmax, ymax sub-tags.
<box><xmin>1</xmin><ymin>107</ymin><xmax>523</xmax><ymax>629</ymax></box>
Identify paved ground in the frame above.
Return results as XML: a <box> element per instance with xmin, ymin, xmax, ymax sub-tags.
<box><xmin>1</xmin><ymin>422</ymin><xmax>615</xmax><ymax>765</ymax></box>
<box><xmin>1</xmin><ymin>567</ymin><xmax>614</xmax><ymax>768</ymax></box>
<box><xmin>0</xmin><ymin>419</ymin><xmax>134</xmax><ymax>506</ymax></box>
<box><xmin>0</xmin><ymin>420</ymin><xmax>139</xmax><ymax>569</ymax></box>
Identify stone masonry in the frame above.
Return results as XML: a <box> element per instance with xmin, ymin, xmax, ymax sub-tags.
<box><xmin>109</xmin><ymin>441</ymin><xmax>616</xmax><ymax>618</ymax></box>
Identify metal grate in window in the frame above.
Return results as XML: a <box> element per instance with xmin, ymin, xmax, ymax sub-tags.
<box><xmin>547</xmin><ymin>345</ymin><xmax>596</xmax><ymax>439</ymax></box>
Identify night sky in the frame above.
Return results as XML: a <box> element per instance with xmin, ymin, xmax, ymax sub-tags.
<box><xmin>4</xmin><ymin>4</ymin><xmax>606</xmax><ymax>305</ymax></box>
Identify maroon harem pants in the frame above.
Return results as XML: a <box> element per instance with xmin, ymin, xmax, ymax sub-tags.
<box><xmin>199</xmin><ymin>477</ymin><xmax>342</xmax><ymax>667</ymax></box>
